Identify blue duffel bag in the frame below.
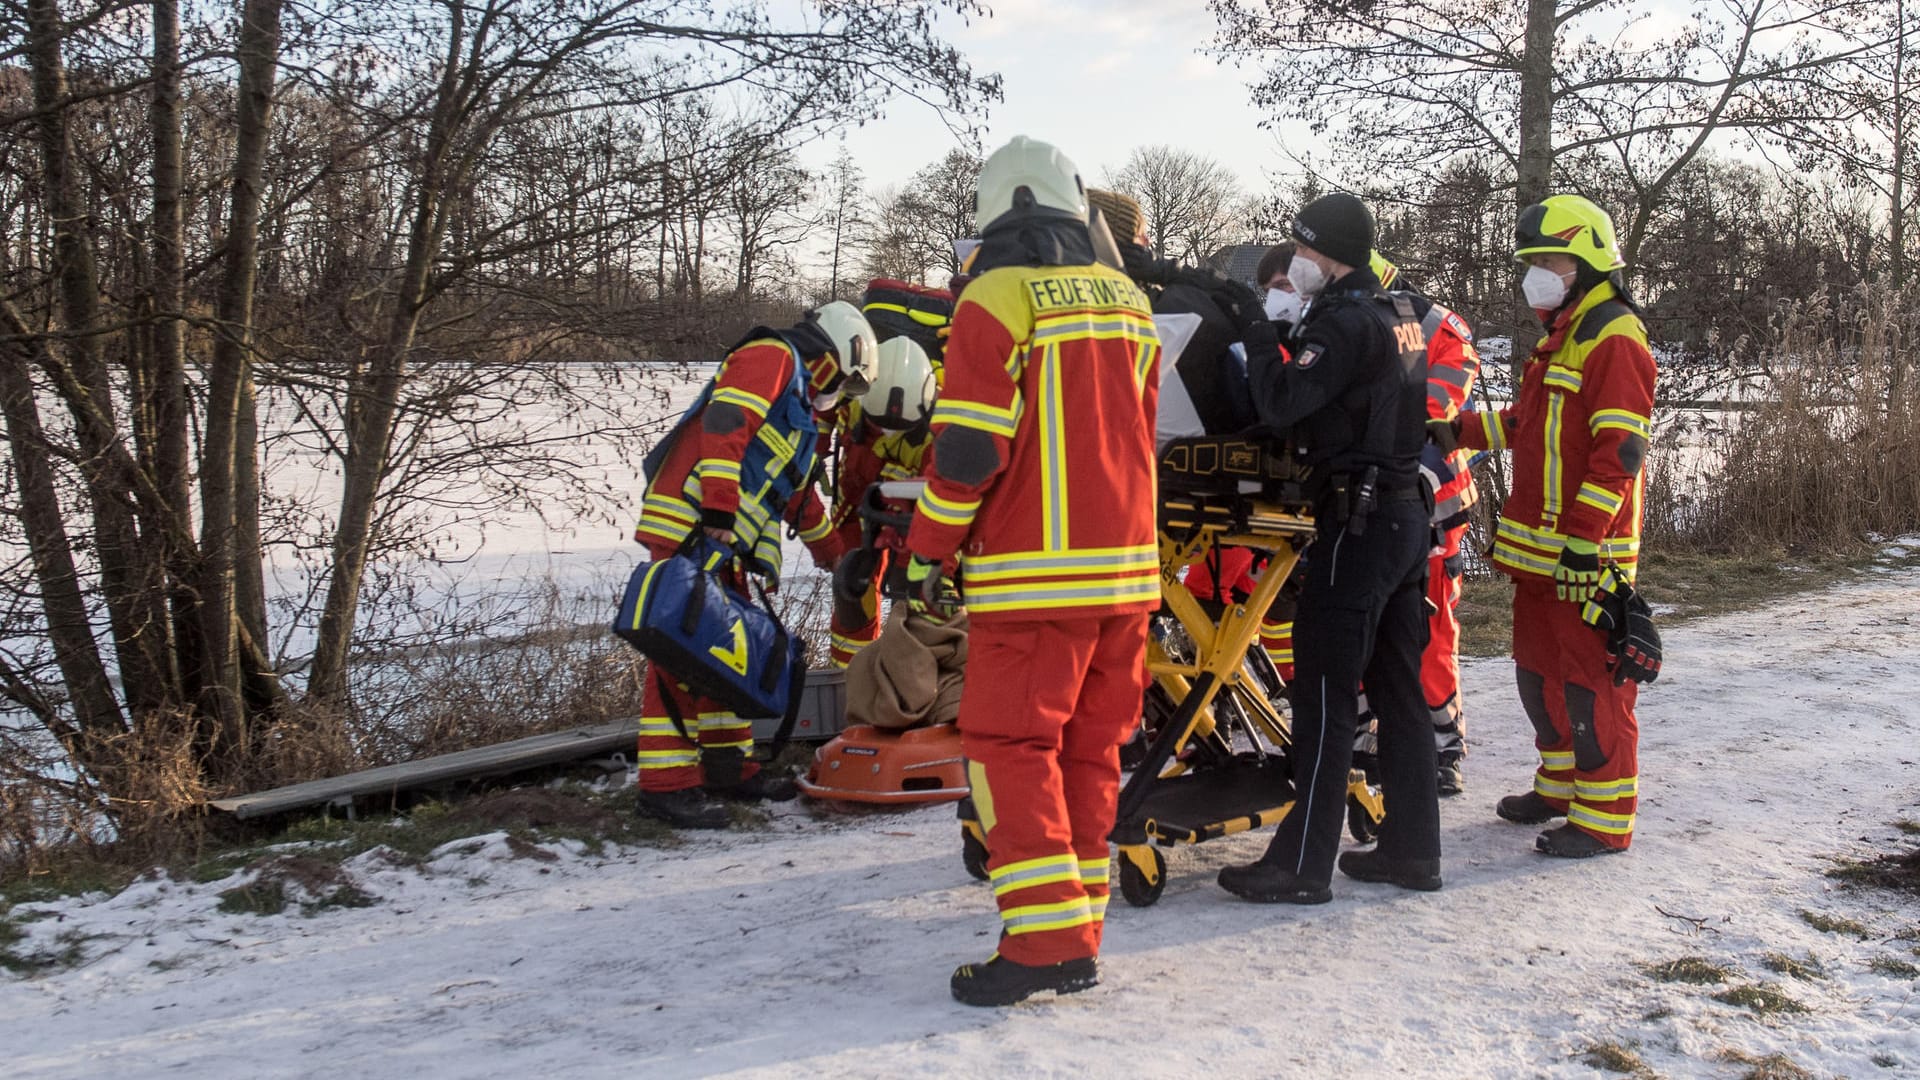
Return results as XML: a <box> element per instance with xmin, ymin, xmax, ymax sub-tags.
<box><xmin>612</xmin><ymin>545</ymin><xmax>808</xmax><ymax>727</ymax></box>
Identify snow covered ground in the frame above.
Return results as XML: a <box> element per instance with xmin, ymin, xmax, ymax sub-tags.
<box><xmin>5</xmin><ymin>565</ymin><xmax>1920</xmax><ymax>1079</ymax></box>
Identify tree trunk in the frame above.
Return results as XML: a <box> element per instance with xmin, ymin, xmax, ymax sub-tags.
<box><xmin>0</xmin><ymin>351</ymin><xmax>128</xmax><ymax>751</ymax></box>
<box><xmin>1893</xmin><ymin>0</ymin><xmax>1909</xmax><ymax>292</ymax></box>
<box><xmin>1510</xmin><ymin>0</ymin><xmax>1560</xmax><ymax>382</ymax></box>
<box><xmin>308</xmin><ymin>4</ymin><xmax>468</xmax><ymax>708</ymax></box>
<box><xmin>197</xmin><ymin>0</ymin><xmax>284</xmax><ymax>761</ymax></box>
<box><xmin>26</xmin><ymin>0</ymin><xmax>171</xmax><ymax>715</ymax></box>
<box><xmin>151</xmin><ymin>0</ymin><xmax>198</xmax><ymax>702</ymax></box>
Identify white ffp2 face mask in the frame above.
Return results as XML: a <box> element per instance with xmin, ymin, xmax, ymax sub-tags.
<box><xmin>813</xmin><ymin>390</ymin><xmax>843</xmax><ymax>414</ymax></box>
<box><xmin>1288</xmin><ymin>255</ymin><xmax>1327</xmax><ymax>299</ymax></box>
<box><xmin>1264</xmin><ymin>288</ymin><xmax>1302</xmax><ymax>323</ymax></box>
<box><xmin>1522</xmin><ymin>265</ymin><xmax>1572</xmax><ymax>310</ymax></box>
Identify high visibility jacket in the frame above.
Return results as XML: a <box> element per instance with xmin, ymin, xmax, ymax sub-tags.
<box><xmin>831</xmin><ymin>415</ymin><xmax>933</xmax><ymax>552</ymax></box>
<box><xmin>906</xmin><ymin>262</ymin><xmax>1161</xmax><ymax>621</ymax></box>
<box><xmin>634</xmin><ymin>338</ymin><xmax>835</xmax><ymax>577</ymax></box>
<box><xmin>1415</xmin><ymin>299</ymin><xmax>1482</xmax><ymax>528</ymax></box>
<box><xmin>1462</xmin><ymin>282</ymin><xmax>1656</xmax><ymax>580</ymax></box>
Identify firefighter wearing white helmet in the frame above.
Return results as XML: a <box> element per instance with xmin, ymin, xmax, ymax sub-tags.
<box><xmin>825</xmin><ymin>336</ymin><xmax>943</xmax><ymax>668</ymax></box>
<box><xmin>630</xmin><ymin>301</ymin><xmax>869</xmax><ymax>830</ymax></box>
<box><xmin>909</xmin><ymin>135</ymin><xmax>1160</xmax><ymax>1005</ymax></box>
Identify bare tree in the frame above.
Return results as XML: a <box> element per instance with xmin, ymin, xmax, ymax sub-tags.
<box><xmin>865</xmin><ymin>148</ymin><xmax>979</xmax><ymax>284</ymax></box>
<box><xmin>1109</xmin><ymin>145</ymin><xmax>1243</xmax><ymax>264</ymax></box>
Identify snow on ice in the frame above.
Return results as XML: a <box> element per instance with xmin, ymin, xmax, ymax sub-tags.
<box><xmin>4</xmin><ymin>568</ymin><xmax>1919</xmax><ymax>1078</ymax></box>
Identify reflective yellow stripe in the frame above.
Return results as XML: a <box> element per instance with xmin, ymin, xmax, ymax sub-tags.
<box><xmin>696</xmin><ymin>458</ymin><xmax>742</xmax><ymax>482</ymax></box>
<box><xmin>933</xmin><ymin>399</ymin><xmax>1019</xmax><ymax>438</ymax></box>
<box><xmin>638</xmin><ymin>717</ymin><xmax>687</xmax><ymax>737</ymax></box>
<box><xmin>863</xmin><ymin>300</ymin><xmax>950</xmax><ymax>327</ymax></box>
<box><xmin>797</xmin><ymin>515</ymin><xmax>834</xmax><ymax>542</ymax></box>
<box><xmin>1574</xmin><ymin>776</ymin><xmax>1639</xmax><ymax>802</ymax></box>
<box><xmin>1001</xmin><ymin>897</ymin><xmax>1094</xmax><ymax>936</ymax></box>
<box><xmin>1039</xmin><ymin>343</ymin><xmax>1068</xmax><ymax>549</ymax></box>
<box><xmin>916</xmin><ymin>486</ymin><xmax>980</xmax><ymax>527</ymax></box>
<box><xmin>1539</xmin><ymin>749</ymin><xmax>1576</xmax><ymax>770</ymax></box>
<box><xmin>1543</xmin><ymin>391</ymin><xmax>1566</xmax><ymax>517</ymax></box>
<box><xmin>1030</xmin><ymin>314</ymin><xmax>1157</xmax><ymax>345</ymax></box>
<box><xmin>1088</xmin><ymin>893</ymin><xmax>1110</xmax><ymax>922</ymax></box>
<box><xmin>963</xmin><ymin>576</ymin><xmax>1161</xmax><ymax>612</ymax></box>
<box><xmin>637</xmin><ymin>749</ymin><xmax>701</xmax><ymax>766</ymax></box>
<box><xmin>1575</xmin><ymin>482</ymin><xmax>1624</xmax><ymax>516</ymax></box>
<box><xmin>710</xmin><ymin>385</ymin><xmax>772</xmax><ymax>418</ymax></box>
<box><xmin>1542</xmin><ymin>366</ymin><xmax>1583</xmax><ymax>393</ymax></box>
<box><xmin>968</xmin><ymin>760</ymin><xmax>997</xmax><ymax>833</ymax></box>
<box><xmin>991</xmin><ymin>853</ymin><xmax>1082</xmax><ymax>897</ymax></box>
<box><xmin>1133</xmin><ymin>339</ymin><xmax>1158</xmax><ymax>392</ymax></box>
<box><xmin>1266</xmin><ymin>646</ymin><xmax>1295</xmax><ymax>665</ymax></box>
<box><xmin>962</xmin><ymin>545</ymin><xmax>1159</xmax><ymax>582</ymax></box>
<box><xmin>1567</xmin><ymin>803</ymin><xmax>1635</xmax><ymax>835</ymax></box>
<box><xmin>1534</xmin><ymin>775</ymin><xmax>1576</xmax><ymax>800</ymax></box>
<box><xmin>1078</xmin><ymin>858</ymin><xmax>1110</xmax><ymax>887</ymax></box>
<box><xmin>1591</xmin><ymin>408</ymin><xmax>1652</xmax><ymax>438</ymax></box>
<box><xmin>1480</xmin><ymin>412</ymin><xmax>1507</xmax><ymax>451</ymax></box>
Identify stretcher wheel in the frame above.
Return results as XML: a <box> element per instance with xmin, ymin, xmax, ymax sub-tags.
<box><xmin>1118</xmin><ymin>847</ymin><xmax>1166</xmax><ymax>908</ymax></box>
<box><xmin>961</xmin><ymin>826</ymin><xmax>990</xmax><ymax>882</ymax></box>
<box><xmin>1347</xmin><ymin>794</ymin><xmax>1380</xmax><ymax>845</ymax></box>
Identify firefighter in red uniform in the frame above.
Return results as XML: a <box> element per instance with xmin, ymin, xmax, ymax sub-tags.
<box><xmin>905</xmin><ymin>136</ymin><xmax>1161</xmax><ymax>1005</ymax></box>
<box><xmin>1373</xmin><ymin>254</ymin><xmax>1483</xmax><ymax>794</ymax></box>
<box><xmin>631</xmin><ymin>302</ymin><xmax>876</xmax><ymax>829</ymax></box>
<box><xmin>1457</xmin><ymin>195</ymin><xmax>1657</xmax><ymax>857</ymax></box>
<box><xmin>827</xmin><ymin>336</ymin><xmax>939</xmax><ymax>667</ymax></box>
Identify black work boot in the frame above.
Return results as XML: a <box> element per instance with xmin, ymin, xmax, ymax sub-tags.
<box><xmin>1495</xmin><ymin>791</ymin><xmax>1565</xmax><ymax>825</ymax></box>
<box><xmin>1436</xmin><ymin>752</ymin><xmax>1465</xmax><ymax>797</ymax></box>
<box><xmin>950</xmin><ymin>954</ymin><xmax>1098</xmax><ymax>1007</ymax></box>
<box><xmin>1337</xmin><ymin>848</ymin><xmax>1443</xmax><ymax>891</ymax></box>
<box><xmin>635</xmin><ymin>787</ymin><xmax>730</xmax><ymax>830</ymax></box>
<box><xmin>1216</xmin><ymin>861</ymin><xmax>1332</xmax><ymax>904</ymax></box>
<box><xmin>710</xmin><ymin>770</ymin><xmax>798</xmax><ymax>803</ymax></box>
<box><xmin>1535</xmin><ymin>824</ymin><xmax>1626</xmax><ymax>859</ymax></box>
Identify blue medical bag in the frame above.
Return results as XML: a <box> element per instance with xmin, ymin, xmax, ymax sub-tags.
<box><xmin>612</xmin><ymin>548</ymin><xmax>807</xmax><ymax>722</ymax></box>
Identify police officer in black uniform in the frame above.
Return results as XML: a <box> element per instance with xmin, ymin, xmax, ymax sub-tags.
<box><xmin>1217</xmin><ymin>192</ymin><xmax>1444</xmax><ymax>903</ymax></box>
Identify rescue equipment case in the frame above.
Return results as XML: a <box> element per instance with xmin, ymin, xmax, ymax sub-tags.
<box><xmin>613</xmin><ymin>547</ymin><xmax>807</xmax><ymax>722</ymax></box>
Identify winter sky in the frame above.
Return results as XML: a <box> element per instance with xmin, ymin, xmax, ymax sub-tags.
<box><xmin>817</xmin><ymin>0</ymin><xmax>1704</xmax><ymax>197</ymax></box>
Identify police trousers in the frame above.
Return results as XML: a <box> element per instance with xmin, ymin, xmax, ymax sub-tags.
<box><xmin>1262</xmin><ymin>496</ymin><xmax>1440</xmax><ymax>882</ymax></box>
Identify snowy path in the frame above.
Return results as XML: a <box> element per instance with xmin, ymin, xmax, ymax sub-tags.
<box><xmin>6</xmin><ymin>567</ymin><xmax>1920</xmax><ymax>1079</ymax></box>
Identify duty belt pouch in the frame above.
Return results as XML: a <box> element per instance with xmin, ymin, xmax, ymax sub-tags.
<box><xmin>613</xmin><ymin>541</ymin><xmax>808</xmax><ymax>721</ymax></box>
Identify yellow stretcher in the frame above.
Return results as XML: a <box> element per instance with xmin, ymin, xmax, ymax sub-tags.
<box><xmin>956</xmin><ymin>437</ymin><xmax>1385</xmax><ymax>906</ymax></box>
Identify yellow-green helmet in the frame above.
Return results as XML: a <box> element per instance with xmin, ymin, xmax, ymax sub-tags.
<box><xmin>1369</xmin><ymin>251</ymin><xmax>1399</xmax><ymax>288</ymax></box>
<box><xmin>1514</xmin><ymin>194</ymin><xmax>1625</xmax><ymax>273</ymax></box>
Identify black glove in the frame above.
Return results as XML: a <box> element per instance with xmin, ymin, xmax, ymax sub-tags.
<box><xmin>1210</xmin><ymin>278</ymin><xmax>1268</xmax><ymax>336</ymax></box>
<box><xmin>1426</xmin><ymin>416</ymin><xmax>1462</xmax><ymax>454</ymax></box>
<box><xmin>832</xmin><ymin>548</ymin><xmax>880</xmax><ymax>607</ymax></box>
<box><xmin>1612</xmin><ymin>589</ymin><xmax>1662</xmax><ymax>685</ymax></box>
<box><xmin>1580</xmin><ymin>568</ymin><xmax>1662</xmax><ymax>685</ymax></box>
<box><xmin>1121</xmin><ymin>242</ymin><xmax>1172</xmax><ymax>286</ymax></box>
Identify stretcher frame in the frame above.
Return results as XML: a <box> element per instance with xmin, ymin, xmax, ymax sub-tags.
<box><xmin>1083</xmin><ymin>487</ymin><xmax>1380</xmax><ymax>906</ymax></box>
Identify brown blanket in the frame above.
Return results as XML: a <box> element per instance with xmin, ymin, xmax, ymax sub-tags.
<box><xmin>844</xmin><ymin>606</ymin><xmax>969</xmax><ymax>730</ymax></box>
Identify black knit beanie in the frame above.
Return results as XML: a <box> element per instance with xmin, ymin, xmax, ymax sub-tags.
<box><xmin>1290</xmin><ymin>193</ymin><xmax>1374</xmax><ymax>270</ymax></box>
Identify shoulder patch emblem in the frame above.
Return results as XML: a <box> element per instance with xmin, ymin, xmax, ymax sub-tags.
<box><xmin>1293</xmin><ymin>343</ymin><xmax>1325</xmax><ymax>369</ymax></box>
<box><xmin>1443</xmin><ymin>312</ymin><xmax>1473</xmax><ymax>343</ymax></box>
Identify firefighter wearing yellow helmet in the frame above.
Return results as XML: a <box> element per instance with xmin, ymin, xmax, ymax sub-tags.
<box><xmin>1457</xmin><ymin>194</ymin><xmax>1660</xmax><ymax>858</ymax></box>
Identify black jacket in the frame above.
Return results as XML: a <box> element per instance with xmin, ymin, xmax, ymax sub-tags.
<box><xmin>1246</xmin><ymin>267</ymin><xmax>1428</xmax><ymax>492</ymax></box>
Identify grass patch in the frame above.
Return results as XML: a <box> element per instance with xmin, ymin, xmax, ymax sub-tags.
<box><xmin>0</xmin><ymin>923</ymin><xmax>93</xmax><ymax>977</ymax></box>
<box><xmin>1894</xmin><ymin>820</ymin><xmax>1920</xmax><ymax>836</ymax></box>
<box><xmin>1827</xmin><ymin>848</ymin><xmax>1920</xmax><ymax>897</ymax></box>
<box><xmin>1797</xmin><ymin>908</ymin><xmax>1871</xmax><ymax>938</ymax></box>
<box><xmin>1867</xmin><ymin>955</ymin><xmax>1920</xmax><ymax>979</ymax></box>
<box><xmin>1579</xmin><ymin>1038</ymin><xmax>1655</xmax><ymax>1076</ymax></box>
<box><xmin>1456</xmin><ymin>575</ymin><xmax>1512</xmax><ymax>658</ymax></box>
<box><xmin>1874</xmin><ymin>1052</ymin><xmax>1903</xmax><ymax>1069</ymax></box>
<box><xmin>1716</xmin><ymin>1049</ymin><xmax>1816</xmax><ymax>1080</ymax></box>
<box><xmin>217</xmin><ymin>879</ymin><xmax>289</xmax><ymax>916</ymax></box>
<box><xmin>1711</xmin><ymin>983</ymin><xmax>1809</xmax><ymax>1015</ymax></box>
<box><xmin>1758</xmin><ymin>951</ymin><xmax>1825</xmax><ymax>981</ymax></box>
<box><xmin>1639</xmin><ymin>955</ymin><xmax>1735</xmax><ymax>984</ymax></box>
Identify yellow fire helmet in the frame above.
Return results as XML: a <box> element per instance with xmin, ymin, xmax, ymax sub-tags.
<box><xmin>1370</xmin><ymin>251</ymin><xmax>1399</xmax><ymax>288</ymax></box>
<box><xmin>1514</xmin><ymin>194</ymin><xmax>1626</xmax><ymax>273</ymax></box>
